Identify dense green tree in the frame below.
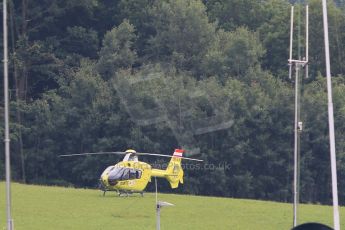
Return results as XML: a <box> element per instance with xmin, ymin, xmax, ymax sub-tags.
<box><xmin>117</xmin><ymin>0</ymin><xmax>157</xmax><ymax>56</ymax></box>
<box><xmin>257</xmin><ymin>0</ymin><xmax>290</xmax><ymax>77</ymax></box>
<box><xmin>203</xmin><ymin>27</ymin><xmax>265</xmax><ymax>80</ymax></box>
<box><xmin>97</xmin><ymin>20</ymin><xmax>137</xmax><ymax>79</ymax></box>
<box><xmin>7</xmin><ymin>0</ymin><xmax>102</xmax><ymax>182</ymax></box>
<box><xmin>61</xmin><ymin>26</ymin><xmax>99</xmax><ymax>58</ymax></box>
<box><xmin>308</xmin><ymin>0</ymin><xmax>345</xmax><ymax>78</ymax></box>
<box><xmin>300</xmin><ymin>76</ymin><xmax>345</xmax><ymax>203</ymax></box>
<box><xmin>205</xmin><ymin>0</ymin><xmax>266</xmax><ymax>31</ymax></box>
<box><xmin>148</xmin><ymin>0</ymin><xmax>216</xmax><ymax>75</ymax></box>
<box><xmin>21</xmin><ymin>59</ymin><xmax>133</xmax><ymax>185</ymax></box>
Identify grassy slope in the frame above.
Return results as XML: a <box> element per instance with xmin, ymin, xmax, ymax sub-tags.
<box><xmin>0</xmin><ymin>183</ymin><xmax>344</xmax><ymax>230</ymax></box>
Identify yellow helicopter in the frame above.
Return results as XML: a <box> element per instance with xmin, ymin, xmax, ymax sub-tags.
<box><xmin>60</xmin><ymin>149</ymin><xmax>202</xmax><ymax>196</ymax></box>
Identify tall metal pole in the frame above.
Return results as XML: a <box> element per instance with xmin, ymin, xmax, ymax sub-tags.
<box><xmin>289</xmin><ymin>5</ymin><xmax>309</xmax><ymax>227</ymax></box>
<box><xmin>293</xmin><ymin>64</ymin><xmax>300</xmax><ymax>227</ymax></box>
<box><xmin>3</xmin><ymin>0</ymin><xmax>13</xmax><ymax>229</ymax></box>
<box><xmin>155</xmin><ymin>177</ymin><xmax>160</xmax><ymax>230</ymax></box>
<box><xmin>305</xmin><ymin>5</ymin><xmax>309</xmax><ymax>78</ymax></box>
<box><xmin>289</xmin><ymin>5</ymin><xmax>300</xmax><ymax>227</ymax></box>
<box><xmin>289</xmin><ymin>6</ymin><xmax>294</xmax><ymax>79</ymax></box>
<box><xmin>322</xmin><ymin>1</ymin><xmax>340</xmax><ymax>229</ymax></box>
<box><xmin>156</xmin><ymin>205</ymin><xmax>161</xmax><ymax>230</ymax></box>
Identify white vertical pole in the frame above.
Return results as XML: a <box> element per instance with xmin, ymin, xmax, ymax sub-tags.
<box><xmin>322</xmin><ymin>1</ymin><xmax>340</xmax><ymax>230</ymax></box>
<box><xmin>155</xmin><ymin>177</ymin><xmax>160</xmax><ymax>230</ymax></box>
<box><xmin>3</xmin><ymin>0</ymin><xmax>13</xmax><ymax>229</ymax></box>
<box><xmin>293</xmin><ymin>65</ymin><xmax>299</xmax><ymax>227</ymax></box>
<box><xmin>289</xmin><ymin>5</ymin><xmax>299</xmax><ymax>227</ymax></box>
<box><xmin>155</xmin><ymin>177</ymin><xmax>158</xmax><ymax>205</ymax></box>
<box><xmin>289</xmin><ymin>6</ymin><xmax>294</xmax><ymax>79</ymax></box>
<box><xmin>156</xmin><ymin>206</ymin><xmax>161</xmax><ymax>230</ymax></box>
<box><xmin>305</xmin><ymin>5</ymin><xmax>309</xmax><ymax>78</ymax></box>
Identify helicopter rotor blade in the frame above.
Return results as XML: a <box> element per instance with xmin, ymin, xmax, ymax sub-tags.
<box><xmin>59</xmin><ymin>151</ymin><xmax>203</xmax><ymax>162</ymax></box>
<box><xmin>137</xmin><ymin>152</ymin><xmax>203</xmax><ymax>162</ymax></box>
<box><xmin>59</xmin><ymin>152</ymin><xmax>127</xmax><ymax>157</ymax></box>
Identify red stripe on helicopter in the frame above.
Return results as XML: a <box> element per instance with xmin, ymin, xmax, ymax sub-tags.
<box><xmin>173</xmin><ymin>149</ymin><xmax>184</xmax><ymax>157</ymax></box>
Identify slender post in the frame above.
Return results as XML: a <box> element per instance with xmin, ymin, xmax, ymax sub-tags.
<box><xmin>305</xmin><ymin>5</ymin><xmax>309</xmax><ymax>78</ymax></box>
<box><xmin>289</xmin><ymin>5</ymin><xmax>309</xmax><ymax>227</ymax></box>
<box><xmin>289</xmin><ymin>6</ymin><xmax>294</xmax><ymax>79</ymax></box>
<box><xmin>155</xmin><ymin>177</ymin><xmax>158</xmax><ymax>205</ymax></box>
<box><xmin>156</xmin><ymin>205</ymin><xmax>161</xmax><ymax>230</ymax></box>
<box><xmin>293</xmin><ymin>64</ymin><xmax>300</xmax><ymax>227</ymax></box>
<box><xmin>3</xmin><ymin>0</ymin><xmax>13</xmax><ymax>229</ymax></box>
<box><xmin>322</xmin><ymin>1</ymin><xmax>340</xmax><ymax>229</ymax></box>
<box><xmin>155</xmin><ymin>177</ymin><xmax>160</xmax><ymax>230</ymax></box>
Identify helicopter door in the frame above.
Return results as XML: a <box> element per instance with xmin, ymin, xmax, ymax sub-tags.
<box><xmin>129</xmin><ymin>169</ymin><xmax>142</xmax><ymax>179</ymax></box>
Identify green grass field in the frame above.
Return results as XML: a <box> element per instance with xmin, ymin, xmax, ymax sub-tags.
<box><xmin>0</xmin><ymin>182</ymin><xmax>344</xmax><ymax>230</ymax></box>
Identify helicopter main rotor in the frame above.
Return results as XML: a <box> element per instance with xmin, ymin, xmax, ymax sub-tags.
<box><xmin>59</xmin><ymin>150</ymin><xmax>203</xmax><ymax>162</ymax></box>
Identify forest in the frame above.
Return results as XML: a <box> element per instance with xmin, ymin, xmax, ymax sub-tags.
<box><xmin>1</xmin><ymin>0</ymin><xmax>345</xmax><ymax>205</ymax></box>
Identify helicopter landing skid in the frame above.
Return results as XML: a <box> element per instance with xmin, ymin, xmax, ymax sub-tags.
<box><xmin>118</xmin><ymin>190</ymin><xmax>144</xmax><ymax>197</ymax></box>
<box><xmin>100</xmin><ymin>189</ymin><xmax>144</xmax><ymax>197</ymax></box>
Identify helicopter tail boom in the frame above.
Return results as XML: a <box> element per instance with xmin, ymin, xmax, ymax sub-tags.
<box><xmin>151</xmin><ymin>149</ymin><xmax>184</xmax><ymax>188</ymax></box>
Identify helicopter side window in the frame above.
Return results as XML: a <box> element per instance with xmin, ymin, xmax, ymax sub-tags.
<box><xmin>129</xmin><ymin>169</ymin><xmax>137</xmax><ymax>179</ymax></box>
<box><xmin>128</xmin><ymin>169</ymin><xmax>142</xmax><ymax>179</ymax></box>
<box><xmin>121</xmin><ymin>168</ymin><xmax>129</xmax><ymax>180</ymax></box>
<box><xmin>136</xmin><ymin>170</ymin><xmax>142</xmax><ymax>179</ymax></box>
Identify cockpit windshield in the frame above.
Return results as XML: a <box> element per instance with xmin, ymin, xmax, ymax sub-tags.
<box><xmin>104</xmin><ymin>166</ymin><xmax>114</xmax><ymax>173</ymax></box>
<box><xmin>101</xmin><ymin>166</ymin><xmax>115</xmax><ymax>177</ymax></box>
